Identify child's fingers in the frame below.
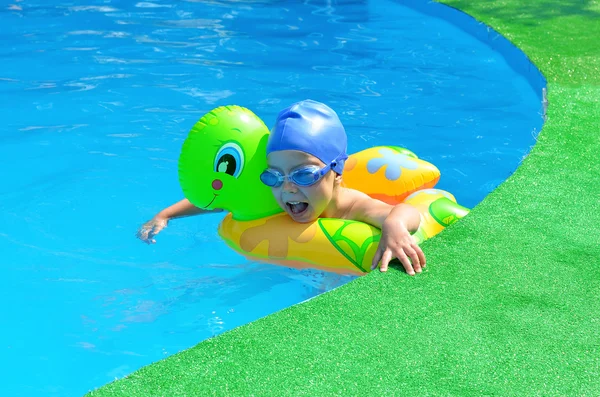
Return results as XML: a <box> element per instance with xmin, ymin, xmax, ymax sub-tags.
<box><xmin>147</xmin><ymin>227</ymin><xmax>161</xmax><ymax>241</ymax></box>
<box><xmin>150</xmin><ymin>221</ymin><xmax>167</xmax><ymax>239</ymax></box>
<box><xmin>144</xmin><ymin>226</ymin><xmax>160</xmax><ymax>244</ymax></box>
<box><xmin>137</xmin><ymin>226</ymin><xmax>151</xmax><ymax>241</ymax></box>
<box><xmin>405</xmin><ymin>247</ymin><xmax>422</xmax><ymax>273</ymax></box>
<box><xmin>380</xmin><ymin>250</ymin><xmax>393</xmax><ymax>272</ymax></box>
<box><xmin>396</xmin><ymin>250</ymin><xmax>415</xmax><ymax>276</ymax></box>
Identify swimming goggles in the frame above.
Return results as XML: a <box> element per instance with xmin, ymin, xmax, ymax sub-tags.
<box><xmin>260</xmin><ymin>163</ymin><xmax>334</xmax><ymax>188</ymax></box>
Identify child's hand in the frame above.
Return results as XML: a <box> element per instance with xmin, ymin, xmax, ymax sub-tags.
<box><xmin>371</xmin><ymin>220</ymin><xmax>426</xmax><ymax>275</ymax></box>
<box><xmin>137</xmin><ymin>215</ymin><xmax>169</xmax><ymax>244</ymax></box>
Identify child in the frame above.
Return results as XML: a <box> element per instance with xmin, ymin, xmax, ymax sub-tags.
<box><xmin>138</xmin><ymin>100</ymin><xmax>426</xmax><ymax>275</ymax></box>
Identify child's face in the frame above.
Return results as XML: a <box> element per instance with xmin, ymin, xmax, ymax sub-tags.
<box><xmin>265</xmin><ymin>150</ymin><xmax>338</xmax><ymax>223</ymax></box>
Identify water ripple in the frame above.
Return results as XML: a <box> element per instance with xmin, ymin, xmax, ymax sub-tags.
<box><xmin>157</xmin><ymin>18</ymin><xmax>223</xmax><ymax>29</ymax></box>
<box><xmin>136</xmin><ymin>2</ymin><xmax>173</xmax><ymax>8</ymax></box>
<box><xmin>67</xmin><ymin>5</ymin><xmax>120</xmax><ymax>13</ymax></box>
<box><xmin>94</xmin><ymin>56</ymin><xmax>158</xmax><ymax>64</ymax></box>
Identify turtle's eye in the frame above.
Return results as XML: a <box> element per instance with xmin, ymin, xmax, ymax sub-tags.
<box><xmin>214</xmin><ymin>143</ymin><xmax>244</xmax><ymax>178</ymax></box>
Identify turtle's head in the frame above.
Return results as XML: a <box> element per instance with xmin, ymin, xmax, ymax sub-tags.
<box><xmin>178</xmin><ymin>106</ymin><xmax>281</xmax><ymax>221</ymax></box>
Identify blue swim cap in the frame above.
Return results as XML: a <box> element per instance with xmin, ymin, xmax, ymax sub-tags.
<box><xmin>266</xmin><ymin>99</ymin><xmax>348</xmax><ymax>174</ymax></box>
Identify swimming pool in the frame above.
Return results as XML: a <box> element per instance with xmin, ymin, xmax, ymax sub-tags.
<box><xmin>0</xmin><ymin>0</ymin><xmax>544</xmax><ymax>395</ymax></box>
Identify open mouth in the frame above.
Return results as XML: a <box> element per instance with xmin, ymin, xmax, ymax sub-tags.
<box><xmin>203</xmin><ymin>194</ymin><xmax>218</xmax><ymax>209</ymax></box>
<box><xmin>286</xmin><ymin>201</ymin><xmax>309</xmax><ymax>216</ymax></box>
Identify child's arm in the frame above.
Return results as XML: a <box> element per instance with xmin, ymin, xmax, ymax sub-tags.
<box><xmin>137</xmin><ymin>198</ymin><xmax>223</xmax><ymax>244</ymax></box>
<box><xmin>348</xmin><ymin>191</ymin><xmax>425</xmax><ymax>274</ymax></box>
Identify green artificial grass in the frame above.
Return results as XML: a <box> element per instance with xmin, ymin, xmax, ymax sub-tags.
<box><xmin>89</xmin><ymin>0</ymin><xmax>600</xmax><ymax>395</ymax></box>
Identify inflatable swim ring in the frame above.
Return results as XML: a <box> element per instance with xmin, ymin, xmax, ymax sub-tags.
<box><xmin>179</xmin><ymin>105</ymin><xmax>469</xmax><ymax>275</ymax></box>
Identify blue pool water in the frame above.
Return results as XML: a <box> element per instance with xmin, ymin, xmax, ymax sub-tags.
<box><xmin>1</xmin><ymin>0</ymin><xmax>544</xmax><ymax>395</ymax></box>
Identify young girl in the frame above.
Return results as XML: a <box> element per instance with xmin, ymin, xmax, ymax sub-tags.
<box><xmin>138</xmin><ymin>100</ymin><xmax>426</xmax><ymax>275</ymax></box>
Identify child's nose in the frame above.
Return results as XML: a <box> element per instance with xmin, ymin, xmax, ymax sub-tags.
<box><xmin>282</xmin><ymin>179</ymin><xmax>298</xmax><ymax>192</ymax></box>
